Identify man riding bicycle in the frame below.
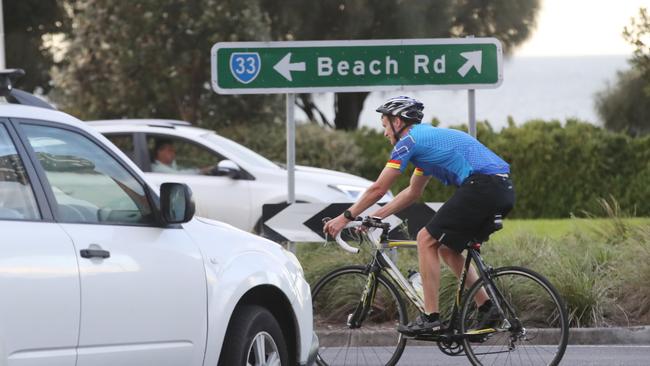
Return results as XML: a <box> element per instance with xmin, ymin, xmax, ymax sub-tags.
<box><xmin>323</xmin><ymin>96</ymin><xmax>515</xmax><ymax>336</ymax></box>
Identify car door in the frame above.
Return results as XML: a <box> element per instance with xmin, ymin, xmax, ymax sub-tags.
<box><xmin>17</xmin><ymin>121</ymin><xmax>208</xmax><ymax>366</ymax></box>
<box><xmin>140</xmin><ymin>133</ymin><xmax>253</xmax><ymax>230</ymax></box>
<box><xmin>0</xmin><ymin>119</ymin><xmax>80</xmax><ymax>366</ymax></box>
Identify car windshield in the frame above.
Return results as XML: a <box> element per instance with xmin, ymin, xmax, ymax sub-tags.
<box><xmin>203</xmin><ymin>133</ymin><xmax>279</xmax><ymax>170</ymax></box>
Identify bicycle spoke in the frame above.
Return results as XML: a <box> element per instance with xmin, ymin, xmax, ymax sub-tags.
<box><xmin>461</xmin><ymin>267</ymin><xmax>569</xmax><ymax>366</ymax></box>
<box><xmin>312</xmin><ymin>266</ymin><xmax>407</xmax><ymax>366</ymax></box>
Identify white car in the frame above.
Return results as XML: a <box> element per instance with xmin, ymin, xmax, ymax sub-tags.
<box><xmin>0</xmin><ymin>70</ymin><xmax>317</xmax><ymax>366</ymax></box>
<box><xmin>89</xmin><ymin>119</ymin><xmax>391</xmax><ymax>232</ymax></box>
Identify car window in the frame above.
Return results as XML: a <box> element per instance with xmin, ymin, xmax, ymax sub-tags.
<box><xmin>105</xmin><ymin>133</ymin><xmax>135</xmax><ymax>160</ymax></box>
<box><xmin>0</xmin><ymin>125</ymin><xmax>40</xmax><ymax>220</ymax></box>
<box><xmin>22</xmin><ymin>124</ymin><xmax>154</xmax><ymax>225</ymax></box>
<box><xmin>147</xmin><ymin>135</ymin><xmax>220</xmax><ymax>175</ymax></box>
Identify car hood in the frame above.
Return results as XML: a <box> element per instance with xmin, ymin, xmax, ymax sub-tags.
<box><xmin>184</xmin><ymin>216</ymin><xmax>287</xmax><ymax>255</ymax></box>
<box><xmin>293</xmin><ymin>165</ymin><xmax>374</xmax><ymax>186</ymax></box>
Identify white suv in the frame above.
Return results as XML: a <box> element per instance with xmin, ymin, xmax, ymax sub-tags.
<box><xmin>0</xmin><ymin>70</ymin><xmax>317</xmax><ymax>366</ymax></box>
<box><xmin>90</xmin><ymin>119</ymin><xmax>391</xmax><ymax>232</ymax></box>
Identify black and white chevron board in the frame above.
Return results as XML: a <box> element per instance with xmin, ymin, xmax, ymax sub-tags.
<box><xmin>261</xmin><ymin>202</ymin><xmax>443</xmax><ymax>243</ymax></box>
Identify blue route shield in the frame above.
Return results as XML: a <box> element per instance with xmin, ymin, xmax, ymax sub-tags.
<box><xmin>229</xmin><ymin>53</ymin><xmax>261</xmax><ymax>84</ymax></box>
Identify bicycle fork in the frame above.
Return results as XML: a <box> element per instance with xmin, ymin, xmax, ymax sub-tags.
<box><xmin>347</xmin><ymin>264</ymin><xmax>380</xmax><ymax>329</ymax></box>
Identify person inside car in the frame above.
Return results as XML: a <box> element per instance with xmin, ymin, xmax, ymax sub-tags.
<box><xmin>151</xmin><ymin>139</ymin><xmax>214</xmax><ymax>175</ymax></box>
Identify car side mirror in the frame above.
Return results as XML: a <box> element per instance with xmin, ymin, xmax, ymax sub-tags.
<box><xmin>213</xmin><ymin>159</ymin><xmax>241</xmax><ymax>179</ymax></box>
<box><xmin>160</xmin><ymin>182</ymin><xmax>195</xmax><ymax>224</ymax></box>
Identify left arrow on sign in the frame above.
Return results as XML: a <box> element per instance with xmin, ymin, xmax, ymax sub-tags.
<box><xmin>274</xmin><ymin>53</ymin><xmax>306</xmax><ymax>81</ymax></box>
<box><xmin>457</xmin><ymin>51</ymin><xmax>482</xmax><ymax>77</ymax></box>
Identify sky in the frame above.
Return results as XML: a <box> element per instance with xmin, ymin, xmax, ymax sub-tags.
<box><xmin>516</xmin><ymin>0</ymin><xmax>649</xmax><ymax>57</ymax></box>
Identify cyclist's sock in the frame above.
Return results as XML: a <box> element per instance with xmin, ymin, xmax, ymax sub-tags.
<box><xmin>478</xmin><ymin>299</ymin><xmax>493</xmax><ymax>312</ymax></box>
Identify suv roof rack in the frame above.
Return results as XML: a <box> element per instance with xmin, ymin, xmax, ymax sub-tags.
<box><xmin>0</xmin><ymin>69</ymin><xmax>56</xmax><ymax>110</ymax></box>
<box><xmin>87</xmin><ymin>119</ymin><xmax>192</xmax><ymax>128</ymax></box>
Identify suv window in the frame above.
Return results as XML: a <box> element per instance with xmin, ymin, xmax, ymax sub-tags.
<box><xmin>22</xmin><ymin>124</ymin><xmax>154</xmax><ymax>225</ymax></box>
<box><xmin>147</xmin><ymin>135</ymin><xmax>220</xmax><ymax>175</ymax></box>
<box><xmin>105</xmin><ymin>133</ymin><xmax>135</xmax><ymax>160</ymax></box>
<box><xmin>0</xmin><ymin>125</ymin><xmax>40</xmax><ymax>220</ymax></box>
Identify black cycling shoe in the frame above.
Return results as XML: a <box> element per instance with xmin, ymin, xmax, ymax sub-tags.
<box><xmin>398</xmin><ymin>313</ymin><xmax>441</xmax><ymax>336</ymax></box>
<box><xmin>476</xmin><ymin>302</ymin><xmax>502</xmax><ymax>330</ymax></box>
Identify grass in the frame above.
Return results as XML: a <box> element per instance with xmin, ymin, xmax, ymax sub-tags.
<box><xmin>296</xmin><ymin>217</ymin><xmax>650</xmax><ymax>328</ymax></box>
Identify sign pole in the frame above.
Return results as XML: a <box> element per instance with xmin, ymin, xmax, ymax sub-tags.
<box><xmin>286</xmin><ymin>93</ymin><xmax>297</xmax><ymax>253</ymax></box>
<box><xmin>468</xmin><ymin>89</ymin><xmax>476</xmax><ymax>138</ymax></box>
<box><xmin>0</xmin><ymin>0</ymin><xmax>5</xmax><ymax>69</ymax></box>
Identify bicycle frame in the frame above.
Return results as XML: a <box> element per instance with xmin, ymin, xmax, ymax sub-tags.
<box><xmin>347</xmin><ymin>227</ymin><xmax>516</xmax><ymax>339</ymax></box>
<box><xmin>319</xmin><ymin>218</ymin><xmax>569</xmax><ymax>366</ymax></box>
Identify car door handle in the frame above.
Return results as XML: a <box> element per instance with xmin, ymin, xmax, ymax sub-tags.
<box><xmin>80</xmin><ymin>249</ymin><xmax>111</xmax><ymax>259</ymax></box>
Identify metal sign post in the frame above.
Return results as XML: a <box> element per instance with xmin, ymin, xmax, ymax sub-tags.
<box><xmin>0</xmin><ymin>0</ymin><xmax>5</xmax><ymax>69</ymax></box>
<box><xmin>468</xmin><ymin>89</ymin><xmax>476</xmax><ymax>137</ymax></box>
<box><xmin>286</xmin><ymin>93</ymin><xmax>296</xmax><ymax>253</ymax></box>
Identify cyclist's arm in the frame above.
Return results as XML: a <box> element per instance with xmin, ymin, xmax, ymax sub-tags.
<box><xmin>347</xmin><ymin>167</ymin><xmax>401</xmax><ymax>216</ymax></box>
<box><xmin>323</xmin><ymin>167</ymin><xmax>400</xmax><ymax>237</ymax></box>
<box><xmin>371</xmin><ymin>172</ymin><xmax>430</xmax><ymax>219</ymax></box>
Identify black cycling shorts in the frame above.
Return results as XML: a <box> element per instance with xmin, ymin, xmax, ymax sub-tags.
<box><xmin>425</xmin><ymin>174</ymin><xmax>515</xmax><ymax>253</ymax></box>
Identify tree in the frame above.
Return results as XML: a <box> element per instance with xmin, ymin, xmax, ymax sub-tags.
<box><xmin>624</xmin><ymin>7</ymin><xmax>650</xmax><ymax>87</ymax></box>
<box><xmin>595</xmin><ymin>68</ymin><xmax>650</xmax><ymax>137</ymax></box>
<box><xmin>262</xmin><ymin>0</ymin><xmax>541</xmax><ymax>130</ymax></box>
<box><xmin>51</xmin><ymin>0</ymin><xmax>281</xmax><ymax>127</ymax></box>
<box><xmin>4</xmin><ymin>0</ymin><xmax>68</xmax><ymax>93</ymax></box>
<box><xmin>596</xmin><ymin>7</ymin><xmax>650</xmax><ymax>136</ymax></box>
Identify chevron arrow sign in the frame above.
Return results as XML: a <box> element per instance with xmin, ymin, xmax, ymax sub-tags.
<box><xmin>261</xmin><ymin>202</ymin><xmax>443</xmax><ymax>243</ymax></box>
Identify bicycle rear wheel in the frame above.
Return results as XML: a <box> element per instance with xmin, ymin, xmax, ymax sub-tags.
<box><xmin>460</xmin><ymin>266</ymin><xmax>569</xmax><ymax>366</ymax></box>
<box><xmin>312</xmin><ymin>265</ymin><xmax>407</xmax><ymax>366</ymax></box>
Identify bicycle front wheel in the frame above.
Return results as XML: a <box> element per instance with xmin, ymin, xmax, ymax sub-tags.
<box><xmin>460</xmin><ymin>266</ymin><xmax>569</xmax><ymax>366</ymax></box>
<box><xmin>312</xmin><ymin>265</ymin><xmax>407</xmax><ymax>366</ymax></box>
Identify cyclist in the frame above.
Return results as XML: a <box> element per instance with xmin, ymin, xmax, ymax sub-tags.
<box><xmin>323</xmin><ymin>96</ymin><xmax>515</xmax><ymax>336</ymax></box>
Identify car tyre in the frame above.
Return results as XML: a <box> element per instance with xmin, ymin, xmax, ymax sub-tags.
<box><xmin>218</xmin><ymin>305</ymin><xmax>289</xmax><ymax>366</ymax></box>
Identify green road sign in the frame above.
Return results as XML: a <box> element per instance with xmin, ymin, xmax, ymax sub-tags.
<box><xmin>211</xmin><ymin>38</ymin><xmax>502</xmax><ymax>94</ymax></box>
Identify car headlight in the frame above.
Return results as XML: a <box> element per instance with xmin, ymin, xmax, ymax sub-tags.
<box><xmin>329</xmin><ymin>184</ymin><xmax>393</xmax><ymax>202</ymax></box>
<box><xmin>281</xmin><ymin>247</ymin><xmax>304</xmax><ymax>276</ymax></box>
<box><xmin>328</xmin><ymin>184</ymin><xmax>367</xmax><ymax>201</ymax></box>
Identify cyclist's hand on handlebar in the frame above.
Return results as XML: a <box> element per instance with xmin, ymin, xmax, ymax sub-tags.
<box><xmin>323</xmin><ymin>214</ymin><xmax>349</xmax><ymax>238</ymax></box>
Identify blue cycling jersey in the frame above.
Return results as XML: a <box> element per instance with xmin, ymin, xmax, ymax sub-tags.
<box><xmin>386</xmin><ymin>124</ymin><xmax>510</xmax><ymax>186</ymax></box>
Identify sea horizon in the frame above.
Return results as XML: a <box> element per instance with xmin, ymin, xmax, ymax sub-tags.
<box><xmin>303</xmin><ymin>54</ymin><xmax>631</xmax><ymax>131</ymax></box>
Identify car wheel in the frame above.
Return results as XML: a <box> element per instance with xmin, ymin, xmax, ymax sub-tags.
<box><xmin>218</xmin><ymin>305</ymin><xmax>289</xmax><ymax>366</ymax></box>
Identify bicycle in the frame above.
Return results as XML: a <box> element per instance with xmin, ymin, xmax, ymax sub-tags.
<box><xmin>313</xmin><ymin>216</ymin><xmax>569</xmax><ymax>366</ymax></box>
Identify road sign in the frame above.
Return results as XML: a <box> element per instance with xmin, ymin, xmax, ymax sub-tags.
<box><xmin>261</xmin><ymin>202</ymin><xmax>443</xmax><ymax>243</ymax></box>
<box><xmin>211</xmin><ymin>38</ymin><xmax>503</xmax><ymax>94</ymax></box>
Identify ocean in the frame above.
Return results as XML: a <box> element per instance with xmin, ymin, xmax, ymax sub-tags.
<box><xmin>304</xmin><ymin>55</ymin><xmax>631</xmax><ymax>130</ymax></box>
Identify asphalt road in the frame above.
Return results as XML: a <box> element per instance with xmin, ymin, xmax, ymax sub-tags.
<box><xmin>318</xmin><ymin>345</ymin><xmax>650</xmax><ymax>365</ymax></box>
<box><xmin>394</xmin><ymin>345</ymin><xmax>650</xmax><ymax>365</ymax></box>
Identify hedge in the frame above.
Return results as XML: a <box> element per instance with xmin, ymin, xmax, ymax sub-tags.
<box><xmin>220</xmin><ymin>119</ymin><xmax>650</xmax><ymax>218</ymax></box>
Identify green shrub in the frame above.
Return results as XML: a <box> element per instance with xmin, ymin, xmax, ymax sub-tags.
<box><xmin>298</xmin><ymin>216</ymin><xmax>650</xmax><ymax>328</ymax></box>
<box><xmin>222</xmin><ymin>119</ymin><xmax>650</xmax><ymax>218</ymax></box>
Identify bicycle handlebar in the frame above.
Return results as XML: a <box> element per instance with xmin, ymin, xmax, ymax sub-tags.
<box><xmin>324</xmin><ymin>216</ymin><xmax>391</xmax><ymax>254</ymax></box>
<box><xmin>334</xmin><ymin>221</ymin><xmax>363</xmax><ymax>254</ymax></box>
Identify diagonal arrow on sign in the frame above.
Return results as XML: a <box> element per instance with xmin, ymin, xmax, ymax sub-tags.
<box><xmin>273</xmin><ymin>53</ymin><xmax>306</xmax><ymax>81</ymax></box>
<box><xmin>457</xmin><ymin>50</ymin><xmax>482</xmax><ymax>77</ymax></box>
